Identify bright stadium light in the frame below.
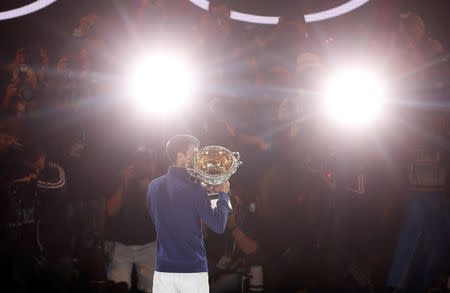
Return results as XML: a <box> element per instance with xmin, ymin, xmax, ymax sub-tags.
<box><xmin>323</xmin><ymin>69</ymin><xmax>385</xmax><ymax>127</ymax></box>
<box><xmin>127</xmin><ymin>52</ymin><xmax>194</xmax><ymax>115</ymax></box>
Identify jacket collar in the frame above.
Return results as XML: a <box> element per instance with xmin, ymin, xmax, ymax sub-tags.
<box><xmin>167</xmin><ymin>166</ymin><xmax>190</xmax><ymax>181</ymax></box>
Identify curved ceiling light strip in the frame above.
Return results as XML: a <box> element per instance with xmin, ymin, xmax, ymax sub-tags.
<box><xmin>0</xmin><ymin>0</ymin><xmax>58</xmax><ymax>21</ymax></box>
<box><xmin>304</xmin><ymin>0</ymin><xmax>370</xmax><ymax>23</ymax></box>
<box><xmin>189</xmin><ymin>0</ymin><xmax>370</xmax><ymax>24</ymax></box>
<box><xmin>230</xmin><ymin>11</ymin><xmax>279</xmax><ymax>25</ymax></box>
<box><xmin>190</xmin><ymin>0</ymin><xmax>210</xmax><ymax>11</ymax></box>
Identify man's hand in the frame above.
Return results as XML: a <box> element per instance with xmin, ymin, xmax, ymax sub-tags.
<box><xmin>201</xmin><ymin>182</ymin><xmax>215</xmax><ymax>194</ymax></box>
<box><xmin>214</xmin><ymin>181</ymin><xmax>230</xmax><ymax>193</ymax></box>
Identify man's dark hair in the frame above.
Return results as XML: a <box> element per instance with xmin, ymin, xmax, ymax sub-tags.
<box><xmin>166</xmin><ymin>135</ymin><xmax>199</xmax><ymax>164</ymax></box>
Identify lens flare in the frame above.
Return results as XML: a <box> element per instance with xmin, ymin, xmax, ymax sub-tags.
<box><xmin>324</xmin><ymin>69</ymin><xmax>385</xmax><ymax>127</ymax></box>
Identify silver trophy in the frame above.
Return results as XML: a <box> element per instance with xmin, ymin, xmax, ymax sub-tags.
<box><xmin>186</xmin><ymin>145</ymin><xmax>243</xmax><ymax>186</ymax></box>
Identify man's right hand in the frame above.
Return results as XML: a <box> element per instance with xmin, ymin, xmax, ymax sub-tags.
<box><xmin>214</xmin><ymin>181</ymin><xmax>230</xmax><ymax>193</ymax></box>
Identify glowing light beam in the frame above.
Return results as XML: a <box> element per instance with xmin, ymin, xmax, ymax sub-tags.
<box><xmin>323</xmin><ymin>69</ymin><xmax>385</xmax><ymax>127</ymax></box>
<box><xmin>126</xmin><ymin>52</ymin><xmax>195</xmax><ymax>116</ymax></box>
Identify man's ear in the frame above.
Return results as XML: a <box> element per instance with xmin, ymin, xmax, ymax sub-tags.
<box><xmin>176</xmin><ymin>152</ymin><xmax>185</xmax><ymax>163</ymax></box>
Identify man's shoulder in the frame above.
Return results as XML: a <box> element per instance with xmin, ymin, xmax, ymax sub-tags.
<box><xmin>149</xmin><ymin>175</ymin><xmax>167</xmax><ymax>188</ymax></box>
<box><xmin>148</xmin><ymin>173</ymin><xmax>205</xmax><ymax>197</ymax></box>
<box><xmin>147</xmin><ymin>175</ymin><xmax>166</xmax><ymax>202</ymax></box>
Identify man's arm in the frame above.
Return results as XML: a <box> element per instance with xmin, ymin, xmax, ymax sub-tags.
<box><xmin>227</xmin><ymin>213</ymin><xmax>259</xmax><ymax>255</ymax></box>
<box><xmin>146</xmin><ymin>181</ymin><xmax>156</xmax><ymax>221</ymax></box>
<box><xmin>106</xmin><ymin>166</ymin><xmax>135</xmax><ymax>217</ymax></box>
<box><xmin>195</xmin><ymin>182</ymin><xmax>230</xmax><ymax>234</ymax></box>
<box><xmin>106</xmin><ymin>183</ymin><xmax>125</xmax><ymax>217</ymax></box>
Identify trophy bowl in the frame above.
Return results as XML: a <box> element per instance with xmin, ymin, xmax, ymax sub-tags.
<box><xmin>186</xmin><ymin>145</ymin><xmax>243</xmax><ymax>186</ymax></box>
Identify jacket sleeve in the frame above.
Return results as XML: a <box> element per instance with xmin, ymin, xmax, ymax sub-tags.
<box><xmin>195</xmin><ymin>189</ymin><xmax>230</xmax><ymax>234</ymax></box>
<box><xmin>146</xmin><ymin>182</ymin><xmax>155</xmax><ymax>223</ymax></box>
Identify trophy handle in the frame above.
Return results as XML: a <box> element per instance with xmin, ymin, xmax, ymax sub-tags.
<box><xmin>186</xmin><ymin>167</ymin><xmax>199</xmax><ymax>178</ymax></box>
<box><xmin>232</xmin><ymin>152</ymin><xmax>240</xmax><ymax>161</ymax></box>
<box><xmin>185</xmin><ymin>158</ymin><xmax>199</xmax><ymax>180</ymax></box>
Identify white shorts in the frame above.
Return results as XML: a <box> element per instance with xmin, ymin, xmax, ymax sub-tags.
<box><xmin>107</xmin><ymin>241</ymin><xmax>156</xmax><ymax>292</ymax></box>
<box><xmin>153</xmin><ymin>271</ymin><xmax>209</xmax><ymax>293</ymax></box>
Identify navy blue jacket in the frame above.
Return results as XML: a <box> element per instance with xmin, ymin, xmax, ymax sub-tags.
<box><xmin>147</xmin><ymin>167</ymin><xmax>230</xmax><ymax>273</ymax></box>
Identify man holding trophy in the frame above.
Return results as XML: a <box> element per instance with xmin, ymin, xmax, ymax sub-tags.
<box><xmin>147</xmin><ymin>135</ymin><xmax>242</xmax><ymax>293</ymax></box>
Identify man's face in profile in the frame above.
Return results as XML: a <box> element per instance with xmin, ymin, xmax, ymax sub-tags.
<box><xmin>184</xmin><ymin>144</ymin><xmax>199</xmax><ymax>162</ymax></box>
